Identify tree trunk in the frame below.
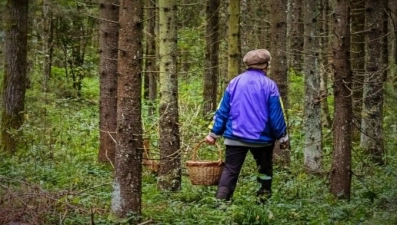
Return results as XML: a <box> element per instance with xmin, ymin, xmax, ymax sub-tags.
<box><xmin>320</xmin><ymin>0</ymin><xmax>332</xmax><ymax>128</ymax></box>
<box><xmin>303</xmin><ymin>0</ymin><xmax>322</xmax><ymax>174</ymax></box>
<box><xmin>289</xmin><ymin>0</ymin><xmax>304</xmax><ymax>72</ymax></box>
<box><xmin>42</xmin><ymin>0</ymin><xmax>54</xmax><ymax>92</ymax></box>
<box><xmin>240</xmin><ymin>0</ymin><xmax>249</xmax><ymax>54</ymax></box>
<box><xmin>157</xmin><ymin>0</ymin><xmax>181</xmax><ymax>191</ymax></box>
<box><xmin>351</xmin><ymin>0</ymin><xmax>366</xmax><ymax>142</ymax></box>
<box><xmin>270</xmin><ymin>0</ymin><xmax>290</xmax><ymax>166</ymax></box>
<box><xmin>202</xmin><ymin>0</ymin><xmax>220</xmax><ymax>117</ymax></box>
<box><xmin>145</xmin><ymin>0</ymin><xmax>158</xmax><ymax>117</ymax></box>
<box><xmin>391</xmin><ymin>0</ymin><xmax>397</xmax><ymax>87</ymax></box>
<box><xmin>218</xmin><ymin>1</ymin><xmax>229</xmax><ymax>90</ymax></box>
<box><xmin>227</xmin><ymin>0</ymin><xmax>240</xmax><ymax>81</ymax></box>
<box><xmin>393</xmin><ymin>0</ymin><xmax>397</xmax><ymax>67</ymax></box>
<box><xmin>1</xmin><ymin>0</ymin><xmax>29</xmax><ymax>154</ymax></box>
<box><xmin>98</xmin><ymin>1</ymin><xmax>119</xmax><ymax>165</ymax></box>
<box><xmin>330</xmin><ymin>0</ymin><xmax>352</xmax><ymax>199</ymax></box>
<box><xmin>320</xmin><ymin>70</ymin><xmax>332</xmax><ymax>128</ymax></box>
<box><xmin>360</xmin><ymin>0</ymin><xmax>387</xmax><ymax>165</ymax></box>
<box><xmin>240</xmin><ymin>0</ymin><xmax>270</xmax><ymax>59</ymax></box>
<box><xmin>111</xmin><ymin>0</ymin><xmax>144</xmax><ymax>219</ymax></box>
<box><xmin>261</xmin><ymin>1</ymin><xmax>271</xmax><ymax>49</ymax></box>
<box><xmin>71</xmin><ymin>9</ymin><xmax>86</xmax><ymax>97</ymax></box>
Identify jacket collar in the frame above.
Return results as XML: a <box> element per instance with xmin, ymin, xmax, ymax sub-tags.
<box><xmin>247</xmin><ymin>68</ymin><xmax>267</xmax><ymax>76</ymax></box>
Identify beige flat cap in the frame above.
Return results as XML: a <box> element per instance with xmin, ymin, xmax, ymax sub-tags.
<box><xmin>243</xmin><ymin>49</ymin><xmax>271</xmax><ymax>69</ymax></box>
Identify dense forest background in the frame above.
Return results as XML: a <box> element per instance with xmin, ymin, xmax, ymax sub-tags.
<box><xmin>0</xmin><ymin>0</ymin><xmax>397</xmax><ymax>224</ymax></box>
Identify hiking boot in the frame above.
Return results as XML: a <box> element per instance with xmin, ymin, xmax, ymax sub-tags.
<box><xmin>216</xmin><ymin>186</ymin><xmax>232</xmax><ymax>201</ymax></box>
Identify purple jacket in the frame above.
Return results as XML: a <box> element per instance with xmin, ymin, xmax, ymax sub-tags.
<box><xmin>209</xmin><ymin>68</ymin><xmax>287</xmax><ymax>144</ymax></box>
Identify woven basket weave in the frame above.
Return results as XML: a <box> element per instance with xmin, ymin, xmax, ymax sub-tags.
<box><xmin>186</xmin><ymin>140</ymin><xmax>225</xmax><ymax>186</ymax></box>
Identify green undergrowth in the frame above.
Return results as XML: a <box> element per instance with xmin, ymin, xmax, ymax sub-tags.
<box><xmin>141</xmin><ymin>159</ymin><xmax>397</xmax><ymax>225</ymax></box>
<box><xmin>1</xmin><ymin>73</ymin><xmax>397</xmax><ymax>224</ymax></box>
<box><xmin>2</xmin><ymin>152</ymin><xmax>397</xmax><ymax>224</ymax></box>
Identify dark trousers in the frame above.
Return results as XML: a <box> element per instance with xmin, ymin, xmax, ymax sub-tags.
<box><xmin>216</xmin><ymin>144</ymin><xmax>274</xmax><ymax>200</ymax></box>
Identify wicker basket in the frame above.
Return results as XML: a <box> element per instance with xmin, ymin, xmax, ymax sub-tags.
<box><xmin>186</xmin><ymin>140</ymin><xmax>225</xmax><ymax>186</ymax></box>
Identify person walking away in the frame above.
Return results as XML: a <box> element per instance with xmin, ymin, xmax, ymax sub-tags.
<box><xmin>205</xmin><ymin>49</ymin><xmax>289</xmax><ymax>203</ymax></box>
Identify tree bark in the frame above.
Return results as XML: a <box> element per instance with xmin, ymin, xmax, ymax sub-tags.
<box><xmin>203</xmin><ymin>0</ymin><xmax>220</xmax><ymax>117</ymax></box>
<box><xmin>1</xmin><ymin>0</ymin><xmax>29</xmax><ymax>153</ymax></box>
<box><xmin>393</xmin><ymin>0</ymin><xmax>397</xmax><ymax>67</ymax></box>
<box><xmin>330</xmin><ymin>0</ymin><xmax>352</xmax><ymax>199</ymax></box>
<box><xmin>303</xmin><ymin>0</ymin><xmax>323</xmax><ymax>174</ymax></box>
<box><xmin>289</xmin><ymin>0</ymin><xmax>304</xmax><ymax>72</ymax></box>
<box><xmin>111</xmin><ymin>0</ymin><xmax>143</xmax><ymax>219</ymax></box>
<box><xmin>320</xmin><ymin>0</ymin><xmax>332</xmax><ymax>128</ymax></box>
<box><xmin>145</xmin><ymin>0</ymin><xmax>158</xmax><ymax>117</ymax></box>
<box><xmin>270</xmin><ymin>0</ymin><xmax>290</xmax><ymax>166</ymax></box>
<box><xmin>98</xmin><ymin>1</ymin><xmax>119</xmax><ymax>165</ymax></box>
<box><xmin>261</xmin><ymin>1</ymin><xmax>271</xmax><ymax>49</ymax></box>
<box><xmin>240</xmin><ymin>0</ymin><xmax>249</xmax><ymax>54</ymax></box>
<box><xmin>239</xmin><ymin>0</ymin><xmax>270</xmax><ymax>62</ymax></box>
<box><xmin>360</xmin><ymin>0</ymin><xmax>387</xmax><ymax>165</ymax></box>
<box><xmin>42</xmin><ymin>0</ymin><xmax>54</xmax><ymax>92</ymax></box>
<box><xmin>227</xmin><ymin>0</ymin><xmax>240</xmax><ymax>81</ymax></box>
<box><xmin>157</xmin><ymin>0</ymin><xmax>181</xmax><ymax>191</ymax></box>
<box><xmin>351</xmin><ymin>0</ymin><xmax>366</xmax><ymax>142</ymax></box>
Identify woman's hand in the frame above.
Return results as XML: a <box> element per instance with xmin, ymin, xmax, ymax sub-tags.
<box><xmin>205</xmin><ymin>135</ymin><xmax>216</xmax><ymax>145</ymax></box>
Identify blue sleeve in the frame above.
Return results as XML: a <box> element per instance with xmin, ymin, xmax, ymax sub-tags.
<box><xmin>268</xmin><ymin>95</ymin><xmax>287</xmax><ymax>139</ymax></box>
<box><xmin>208</xmin><ymin>91</ymin><xmax>231</xmax><ymax>135</ymax></box>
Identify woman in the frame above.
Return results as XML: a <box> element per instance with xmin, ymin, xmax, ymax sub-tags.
<box><xmin>205</xmin><ymin>49</ymin><xmax>289</xmax><ymax>203</ymax></box>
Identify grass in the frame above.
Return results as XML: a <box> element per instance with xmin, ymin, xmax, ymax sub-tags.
<box><xmin>1</xmin><ymin>72</ymin><xmax>397</xmax><ymax>224</ymax></box>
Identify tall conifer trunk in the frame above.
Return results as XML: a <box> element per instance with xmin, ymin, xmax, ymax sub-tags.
<box><xmin>145</xmin><ymin>0</ymin><xmax>158</xmax><ymax>117</ymax></box>
<box><xmin>42</xmin><ymin>0</ymin><xmax>54</xmax><ymax>91</ymax></box>
<box><xmin>330</xmin><ymin>0</ymin><xmax>352</xmax><ymax>199</ymax></box>
<box><xmin>1</xmin><ymin>0</ymin><xmax>29</xmax><ymax>153</ymax></box>
<box><xmin>203</xmin><ymin>0</ymin><xmax>220</xmax><ymax>116</ymax></box>
<box><xmin>270</xmin><ymin>0</ymin><xmax>290</xmax><ymax>165</ymax></box>
<box><xmin>303</xmin><ymin>0</ymin><xmax>322</xmax><ymax>173</ymax></box>
<box><xmin>350</xmin><ymin>0</ymin><xmax>366</xmax><ymax>141</ymax></box>
<box><xmin>158</xmin><ymin>0</ymin><xmax>181</xmax><ymax>191</ymax></box>
<box><xmin>111</xmin><ymin>0</ymin><xmax>144</xmax><ymax>219</ymax></box>
<box><xmin>227</xmin><ymin>0</ymin><xmax>240</xmax><ymax>81</ymax></box>
<box><xmin>98</xmin><ymin>0</ymin><xmax>119</xmax><ymax>165</ymax></box>
<box><xmin>361</xmin><ymin>0</ymin><xmax>387</xmax><ymax>164</ymax></box>
<box><xmin>289</xmin><ymin>0</ymin><xmax>304</xmax><ymax>71</ymax></box>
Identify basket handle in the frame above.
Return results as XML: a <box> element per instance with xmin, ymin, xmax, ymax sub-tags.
<box><xmin>192</xmin><ymin>140</ymin><xmax>223</xmax><ymax>162</ymax></box>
